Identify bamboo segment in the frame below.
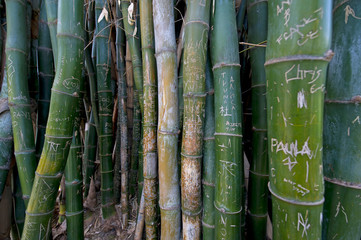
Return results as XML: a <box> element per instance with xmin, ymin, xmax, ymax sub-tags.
<box><xmin>246</xmin><ymin>0</ymin><xmax>269</xmax><ymax>239</ymax></box>
<box><xmin>139</xmin><ymin>0</ymin><xmax>158</xmax><ymax>238</ymax></box>
<box><xmin>202</xmin><ymin>55</ymin><xmax>215</xmax><ymax>239</ymax></box>
<box><xmin>35</xmin><ymin>1</ymin><xmax>55</xmax><ymax>161</ymax></box>
<box><xmin>95</xmin><ymin>0</ymin><xmax>115</xmax><ymax>219</ymax></box>
<box><xmin>44</xmin><ymin>0</ymin><xmax>58</xmax><ymax>68</ymax></box>
<box><xmin>181</xmin><ymin>0</ymin><xmax>210</xmax><ymax>239</ymax></box>
<box><xmin>21</xmin><ymin>0</ymin><xmax>84</xmax><ymax>237</ymax></box>
<box><xmin>153</xmin><ymin>0</ymin><xmax>181</xmax><ymax>238</ymax></box>
<box><xmin>211</xmin><ymin>0</ymin><xmax>244</xmax><ymax>239</ymax></box>
<box><xmin>0</xmin><ymin>73</ymin><xmax>13</xmax><ymax>200</ymax></box>
<box><xmin>6</xmin><ymin>0</ymin><xmax>37</xmax><ymax>207</ymax></box>
<box><xmin>322</xmin><ymin>1</ymin><xmax>361</xmax><ymax>239</ymax></box>
<box><xmin>265</xmin><ymin>1</ymin><xmax>332</xmax><ymax>239</ymax></box>
<box><xmin>65</xmin><ymin>128</ymin><xmax>83</xmax><ymax>240</ymax></box>
<box><xmin>13</xmin><ymin>166</ymin><xmax>26</xmax><ymax>237</ymax></box>
<box><xmin>133</xmin><ymin>93</ymin><xmax>141</xmax><ymax>198</ymax></box>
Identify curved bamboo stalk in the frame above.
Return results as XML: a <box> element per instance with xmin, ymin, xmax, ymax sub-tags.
<box><xmin>21</xmin><ymin>0</ymin><xmax>84</xmax><ymax>238</ymax></box>
<box><xmin>6</xmin><ymin>0</ymin><xmax>37</xmax><ymax>207</ymax></box>
<box><xmin>153</xmin><ymin>0</ymin><xmax>181</xmax><ymax>238</ymax></box>
<box><xmin>246</xmin><ymin>0</ymin><xmax>268</xmax><ymax>239</ymax></box>
<box><xmin>94</xmin><ymin>0</ymin><xmax>115</xmax><ymax>219</ymax></box>
<box><xmin>265</xmin><ymin>1</ymin><xmax>332</xmax><ymax>239</ymax></box>
<box><xmin>322</xmin><ymin>1</ymin><xmax>361</xmax><ymax>239</ymax></box>
<box><xmin>44</xmin><ymin>0</ymin><xmax>58</xmax><ymax>68</ymax></box>
<box><xmin>35</xmin><ymin>1</ymin><xmax>55</xmax><ymax>161</ymax></box>
<box><xmin>139</xmin><ymin>0</ymin><xmax>158</xmax><ymax>237</ymax></box>
<box><xmin>180</xmin><ymin>0</ymin><xmax>210</xmax><ymax>238</ymax></box>
<box><xmin>202</xmin><ymin>55</ymin><xmax>215</xmax><ymax>239</ymax></box>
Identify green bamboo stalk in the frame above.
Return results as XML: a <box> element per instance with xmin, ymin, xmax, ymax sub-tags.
<box><xmin>153</xmin><ymin>1</ymin><xmax>181</xmax><ymax>238</ymax></box>
<box><xmin>246</xmin><ymin>0</ymin><xmax>268</xmax><ymax>239</ymax></box>
<box><xmin>265</xmin><ymin>1</ymin><xmax>332</xmax><ymax>239</ymax></box>
<box><xmin>202</xmin><ymin>54</ymin><xmax>215</xmax><ymax>239</ymax></box>
<box><xmin>94</xmin><ymin>0</ymin><xmax>115</xmax><ymax>219</ymax></box>
<box><xmin>12</xmin><ymin>166</ymin><xmax>25</xmax><ymax>237</ymax></box>
<box><xmin>134</xmin><ymin>189</ymin><xmax>145</xmax><ymax>240</ymax></box>
<box><xmin>211</xmin><ymin>0</ymin><xmax>244</xmax><ymax>239</ymax></box>
<box><xmin>139</xmin><ymin>0</ymin><xmax>158</xmax><ymax>237</ymax></box>
<box><xmin>0</xmin><ymin>71</ymin><xmax>13</xmax><ymax>200</ymax></box>
<box><xmin>44</xmin><ymin>0</ymin><xmax>58</xmax><ymax>68</ymax></box>
<box><xmin>21</xmin><ymin>0</ymin><xmax>84</xmax><ymax>237</ymax></box>
<box><xmin>65</xmin><ymin>128</ymin><xmax>83</xmax><ymax>240</ymax></box>
<box><xmin>138</xmin><ymin>134</ymin><xmax>143</xmax><ymax>201</ymax></box>
<box><xmin>180</xmin><ymin>1</ymin><xmax>210</xmax><ymax>238</ymax></box>
<box><xmin>35</xmin><ymin>1</ymin><xmax>55</xmax><ymax>161</ymax></box>
<box><xmin>6</xmin><ymin>0</ymin><xmax>37</xmax><ymax>207</ymax></box>
<box><xmin>132</xmin><ymin>90</ymin><xmax>141</xmax><ymax>199</ymax></box>
<box><xmin>322</xmin><ymin>1</ymin><xmax>361</xmax><ymax>239</ymax></box>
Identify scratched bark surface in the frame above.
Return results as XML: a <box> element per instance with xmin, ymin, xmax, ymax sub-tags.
<box><xmin>265</xmin><ymin>1</ymin><xmax>332</xmax><ymax>239</ymax></box>
<box><xmin>95</xmin><ymin>0</ymin><xmax>115</xmax><ymax>219</ymax></box>
<box><xmin>211</xmin><ymin>0</ymin><xmax>244</xmax><ymax>239</ymax></box>
<box><xmin>6</xmin><ymin>0</ymin><xmax>37</xmax><ymax>207</ymax></box>
<box><xmin>322</xmin><ymin>1</ymin><xmax>361</xmax><ymax>239</ymax></box>
<box><xmin>246</xmin><ymin>0</ymin><xmax>269</xmax><ymax>239</ymax></box>
<box><xmin>180</xmin><ymin>0</ymin><xmax>210</xmax><ymax>239</ymax></box>
<box><xmin>22</xmin><ymin>0</ymin><xmax>84</xmax><ymax>238</ymax></box>
<box><xmin>153</xmin><ymin>0</ymin><xmax>181</xmax><ymax>238</ymax></box>
<box><xmin>139</xmin><ymin>0</ymin><xmax>158</xmax><ymax>238</ymax></box>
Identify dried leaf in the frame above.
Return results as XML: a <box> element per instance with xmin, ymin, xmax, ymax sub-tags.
<box><xmin>127</xmin><ymin>3</ymin><xmax>135</xmax><ymax>25</ymax></box>
<box><xmin>98</xmin><ymin>7</ymin><xmax>108</xmax><ymax>23</ymax></box>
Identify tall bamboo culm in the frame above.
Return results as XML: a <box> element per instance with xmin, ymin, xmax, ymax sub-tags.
<box><xmin>246</xmin><ymin>0</ymin><xmax>269</xmax><ymax>239</ymax></box>
<box><xmin>265</xmin><ymin>1</ymin><xmax>332</xmax><ymax>239</ymax></box>
<box><xmin>211</xmin><ymin>0</ymin><xmax>244</xmax><ymax>238</ymax></box>
<box><xmin>44</xmin><ymin>0</ymin><xmax>58</xmax><ymax>68</ymax></box>
<box><xmin>139</xmin><ymin>0</ymin><xmax>158</xmax><ymax>238</ymax></box>
<box><xmin>21</xmin><ymin>0</ymin><xmax>84</xmax><ymax>237</ymax></box>
<box><xmin>180</xmin><ymin>0</ymin><xmax>210</xmax><ymax>239</ymax></box>
<box><xmin>153</xmin><ymin>0</ymin><xmax>181</xmax><ymax>238</ymax></box>
<box><xmin>322</xmin><ymin>1</ymin><xmax>361</xmax><ymax>239</ymax></box>
<box><xmin>95</xmin><ymin>0</ymin><xmax>115</xmax><ymax>219</ymax></box>
<box><xmin>6</xmin><ymin>0</ymin><xmax>37</xmax><ymax>206</ymax></box>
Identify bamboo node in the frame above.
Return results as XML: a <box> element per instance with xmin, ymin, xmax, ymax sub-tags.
<box><xmin>202</xmin><ymin>221</ymin><xmax>215</xmax><ymax>229</ymax></box>
<box><xmin>214</xmin><ymin>203</ymin><xmax>242</xmax><ymax>215</ymax></box>
<box><xmin>35</xmin><ymin>171</ymin><xmax>63</xmax><ymax>179</ymax></box>
<box><xmin>65</xmin><ymin>209</ymin><xmax>84</xmax><ymax>217</ymax></box>
<box><xmin>212</xmin><ymin>62</ymin><xmax>241</xmax><ymax>71</ymax></box>
<box><xmin>26</xmin><ymin>209</ymin><xmax>54</xmax><ymax>217</ymax></box>
<box><xmin>185</xmin><ymin>20</ymin><xmax>210</xmax><ymax>30</ymax></box>
<box><xmin>181</xmin><ymin>207</ymin><xmax>203</xmax><ymax>217</ymax></box>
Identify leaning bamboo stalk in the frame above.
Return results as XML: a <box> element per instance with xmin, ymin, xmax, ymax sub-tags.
<box><xmin>44</xmin><ymin>0</ymin><xmax>58</xmax><ymax>68</ymax></box>
<box><xmin>6</xmin><ymin>0</ymin><xmax>37</xmax><ymax>207</ymax></box>
<box><xmin>134</xmin><ymin>189</ymin><xmax>145</xmax><ymax>240</ymax></box>
<box><xmin>265</xmin><ymin>1</ymin><xmax>332</xmax><ymax>239</ymax></box>
<box><xmin>322</xmin><ymin>1</ymin><xmax>361</xmax><ymax>238</ymax></box>
<box><xmin>94</xmin><ymin>0</ymin><xmax>115</xmax><ymax>219</ymax></box>
<box><xmin>21</xmin><ymin>0</ymin><xmax>84</xmax><ymax>237</ymax></box>
<box><xmin>246</xmin><ymin>0</ymin><xmax>269</xmax><ymax>239</ymax></box>
<box><xmin>153</xmin><ymin>0</ymin><xmax>181</xmax><ymax>238</ymax></box>
<box><xmin>139</xmin><ymin>0</ymin><xmax>158</xmax><ymax>237</ymax></box>
<box><xmin>211</xmin><ymin>0</ymin><xmax>244</xmax><ymax>238</ymax></box>
<box><xmin>180</xmin><ymin>0</ymin><xmax>210</xmax><ymax>238</ymax></box>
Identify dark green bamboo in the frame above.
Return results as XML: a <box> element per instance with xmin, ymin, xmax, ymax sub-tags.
<box><xmin>83</xmin><ymin>111</ymin><xmax>97</xmax><ymax>198</ymax></box>
<box><xmin>35</xmin><ymin>1</ymin><xmax>55</xmax><ymax>161</ymax></box>
<box><xmin>94</xmin><ymin>0</ymin><xmax>115</xmax><ymax>219</ymax></box>
<box><xmin>21</xmin><ymin>0</ymin><xmax>84</xmax><ymax>237</ymax></box>
<box><xmin>139</xmin><ymin>0</ymin><xmax>158</xmax><ymax>237</ymax></box>
<box><xmin>246</xmin><ymin>0</ymin><xmax>268</xmax><ymax>239</ymax></box>
<box><xmin>44</xmin><ymin>0</ymin><xmax>58</xmax><ymax>68</ymax></box>
<box><xmin>12</xmin><ymin>166</ymin><xmax>25</xmax><ymax>237</ymax></box>
<box><xmin>265</xmin><ymin>1</ymin><xmax>332</xmax><ymax>239</ymax></box>
<box><xmin>0</xmin><ymin>72</ymin><xmax>13</xmax><ymax>200</ymax></box>
<box><xmin>211</xmin><ymin>0</ymin><xmax>244</xmax><ymax>239</ymax></box>
<box><xmin>153</xmin><ymin>1</ymin><xmax>181</xmax><ymax>238</ymax></box>
<box><xmin>322</xmin><ymin>1</ymin><xmax>361</xmax><ymax>239</ymax></box>
<box><xmin>65</xmin><ymin>128</ymin><xmax>83</xmax><ymax>240</ymax></box>
<box><xmin>180</xmin><ymin>1</ymin><xmax>210</xmax><ymax>238</ymax></box>
<box><xmin>133</xmin><ymin>90</ymin><xmax>141</xmax><ymax>199</ymax></box>
<box><xmin>6</xmin><ymin>0</ymin><xmax>37</xmax><ymax>206</ymax></box>
<box><xmin>202</xmin><ymin>54</ymin><xmax>215</xmax><ymax>239</ymax></box>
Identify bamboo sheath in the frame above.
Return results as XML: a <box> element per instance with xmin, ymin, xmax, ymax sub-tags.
<box><xmin>22</xmin><ymin>0</ymin><xmax>84</xmax><ymax>238</ymax></box>
<box><xmin>322</xmin><ymin>1</ymin><xmax>361</xmax><ymax>239</ymax></box>
<box><xmin>265</xmin><ymin>1</ymin><xmax>332</xmax><ymax>239</ymax></box>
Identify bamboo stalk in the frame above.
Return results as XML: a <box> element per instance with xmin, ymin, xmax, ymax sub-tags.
<box><xmin>12</xmin><ymin>166</ymin><xmax>25</xmax><ymax>237</ymax></box>
<box><xmin>94</xmin><ymin>0</ymin><xmax>115</xmax><ymax>219</ymax></box>
<box><xmin>153</xmin><ymin>1</ymin><xmax>181</xmax><ymax>238</ymax></box>
<box><xmin>322</xmin><ymin>1</ymin><xmax>361</xmax><ymax>239</ymax></box>
<box><xmin>180</xmin><ymin>1</ymin><xmax>210</xmax><ymax>238</ymax></box>
<box><xmin>134</xmin><ymin>190</ymin><xmax>145</xmax><ymax>240</ymax></box>
<box><xmin>139</xmin><ymin>0</ymin><xmax>158</xmax><ymax>237</ymax></box>
<box><xmin>246</xmin><ymin>0</ymin><xmax>269</xmax><ymax>239</ymax></box>
<box><xmin>265</xmin><ymin>1</ymin><xmax>332</xmax><ymax>239</ymax></box>
<box><xmin>211</xmin><ymin>0</ymin><xmax>244</xmax><ymax>238</ymax></box>
<box><xmin>44</xmin><ymin>0</ymin><xmax>58</xmax><ymax>68</ymax></box>
<box><xmin>6</xmin><ymin>0</ymin><xmax>37</xmax><ymax>207</ymax></box>
<box><xmin>21</xmin><ymin>0</ymin><xmax>84</xmax><ymax>237</ymax></box>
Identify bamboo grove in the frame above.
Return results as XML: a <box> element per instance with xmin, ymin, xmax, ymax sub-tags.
<box><xmin>0</xmin><ymin>0</ymin><xmax>359</xmax><ymax>239</ymax></box>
